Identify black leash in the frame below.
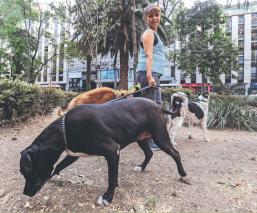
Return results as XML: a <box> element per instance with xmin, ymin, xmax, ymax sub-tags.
<box><xmin>105</xmin><ymin>85</ymin><xmax>159</xmax><ymax>104</ymax></box>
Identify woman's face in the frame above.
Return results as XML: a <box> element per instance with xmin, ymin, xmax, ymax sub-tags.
<box><xmin>146</xmin><ymin>9</ymin><xmax>161</xmax><ymax>31</ymax></box>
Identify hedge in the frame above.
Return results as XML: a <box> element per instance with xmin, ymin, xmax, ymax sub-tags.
<box><xmin>0</xmin><ymin>79</ymin><xmax>76</xmax><ymax>125</ymax></box>
<box><xmin>1</xmin><ymin>79</ymin><xmax>256</xmax><ymax>131</ymax></box>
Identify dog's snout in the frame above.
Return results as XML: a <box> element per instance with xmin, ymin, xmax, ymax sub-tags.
<box><xmin>23</xmin><ymin>185</ymin><xmax>36</xmax><ymax>197</ymax></box>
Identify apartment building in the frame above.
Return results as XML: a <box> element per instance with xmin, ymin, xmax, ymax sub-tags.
<box><xmin>224</xmin><ymin>1</ymin><xmax>257</xmax><ymax>92</ymax></box>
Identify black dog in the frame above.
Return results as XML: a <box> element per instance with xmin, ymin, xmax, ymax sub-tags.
<box><xmin>20</xmin><ymin>97</ymin><xmax>187</xmax><ymax>206</ymax></box>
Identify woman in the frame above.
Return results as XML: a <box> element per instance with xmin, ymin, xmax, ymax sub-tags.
<box><xmin>136</xmin><ymin>4</ymin><xmax>166</xmax><ymax>150</ymax></box>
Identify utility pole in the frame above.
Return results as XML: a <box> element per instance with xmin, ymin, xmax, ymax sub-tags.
<box><xmin>131</xmin><ymin>0</ymin><xmax>138</xmax><ymax>85</ymax></box>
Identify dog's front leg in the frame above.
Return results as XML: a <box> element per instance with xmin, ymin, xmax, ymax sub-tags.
<box><xmin>51</xmin><ymin>156</ymin><xmax>79</xmax><ymax>177</ymax></box>
<box><xmin>188</xmin><ymin>120</ymin><xmax>193</xmax><ymax>139</ymax></box>
<box><xmin>96</xmin><ymin>143</ymin><xmax>120</xmax><ymax>206</ymax></box>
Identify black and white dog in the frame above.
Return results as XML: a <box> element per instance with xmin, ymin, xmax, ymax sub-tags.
<box><xmin>20</xmin><ymin>98</ymin><xmax>187</xmax><ymax>206</ymax></box>
<box><xmin>167</xmin><ymin>92</ymin><xmax>210</xmax><ymax>145</ymax></box>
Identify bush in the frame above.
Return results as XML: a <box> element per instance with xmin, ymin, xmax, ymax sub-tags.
<box><xmin>0</xmin><ymin>79</ymin><xmax>77</xmax><ymax>124</ymax></box>
<box><xmin>208</xmin><ymin>94</ymin><xmax>257</xmax><ymax>131</ymax></box>
<box><xmin>244</xmin><ymin>96</ymin><xmax>257</xmax><ymax>107</ymax></box>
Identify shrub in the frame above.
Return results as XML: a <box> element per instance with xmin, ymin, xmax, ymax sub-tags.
<box><xmin>0</xmin><ymin>79</ymin><xmax>77</xmax><ymax>124</ymax></box>
<box><xmin>0</xmin><ymin>79</ymin><xmax>41</xmax><ymax>121</ymax></box>
<box><xmin>244</xmin><ymin>96</ymin><xmax>257</xmax><ymax>107</ymax></box>
<box><xmin>208</xmin><ymin>94</ymin><xmax>257</xmax><ymax>131</ymax></box>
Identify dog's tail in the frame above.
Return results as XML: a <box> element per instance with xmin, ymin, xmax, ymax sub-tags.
<box><xmin>161</xmin><ymin>108</ymin><xmax>181</xmax><ymax>119</ymax></box>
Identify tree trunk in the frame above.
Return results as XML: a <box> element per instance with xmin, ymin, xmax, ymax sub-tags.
<box><xmin>86</xmin><ymin>54</ymin><xmax>92</xmax><ymax>91</ymax></box>
<box><xmin>131</xmin><ymin>0</ymin><xmax>138</xmax><ymax>85</ymax></box>
<box><xmin>119</xmin><ymin>47</ymin><xmax>128</xmax><ymax>89</ymax></box>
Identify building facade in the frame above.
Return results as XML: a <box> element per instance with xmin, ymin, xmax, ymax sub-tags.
<box><xmin>223</xmin><ymin>1</ymin><xmax>257</xmax><ymax>93</ymax></box>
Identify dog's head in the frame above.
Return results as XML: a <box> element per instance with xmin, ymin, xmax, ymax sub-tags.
<box><xmin>170</xmin><ymin>92</ymin><xmax>188</xmax><ymax>116</ymax></box>
<box><xmin>197</xmin><ymin>91</ymin><xmax>209</xmax><ymax>102</ymax></box>
<box><xmin>20</xmin><ymin>144</ymin><xmax>51</xmax><ymax>197</ymax></box>
<box><xmin>20</xmin><ymin>124</ymin><xmax>62</xmax><ymax>197</ymax></box>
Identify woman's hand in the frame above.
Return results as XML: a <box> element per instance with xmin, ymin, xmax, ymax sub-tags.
<box><xmin>147</xmin><ymin>75</ymin><xmax>156</xmax><ymax>87</ymax></box>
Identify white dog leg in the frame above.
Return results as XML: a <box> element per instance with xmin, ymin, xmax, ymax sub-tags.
<box><xmin>171</xmin><ymin>131</ymin><xmax>177</xmax><ymax>146</ymax></box>
<box><xmin>202</xmin><ymin>120</ymin><xmax>209</xmax><ymax>142</ymax></box>
<box><xmin>188</xmin><ymin>121</ymin><xmax>193</xmax><ymax>139</ymax></box>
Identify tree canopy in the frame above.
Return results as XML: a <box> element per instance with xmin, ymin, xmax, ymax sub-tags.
<box><xmin>176</xmin><ymin>0</ymin><xmax>239</xmax><ymax>85</ymax></box>
<box><xmin>0</xmin><ymin>0</ymin><xmax>68</xmax><ymax>83</ymax></box>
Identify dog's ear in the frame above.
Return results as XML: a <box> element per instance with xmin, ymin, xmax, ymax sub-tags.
<box><xmin>172</xmin><ymin>97</ymin><xmax>182</xmax><ymax>109</ymax></box>
<box><xmin>20</xmin><ymin>145</ymin><xmax>38</xmax><ymax>174</ymax></box>
<box><xmin>20</xmin><ymin>150</ymin><xmax>33</xmax><ymax>173</ymax></box>
<box><xmin>202</xmin><ymin>91</ymin><xmax>209</xmax><ymax>98</ymax></box>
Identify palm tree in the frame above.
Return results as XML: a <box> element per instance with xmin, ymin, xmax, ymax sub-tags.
<box><xmin>102</xmin><ymin>0</ymin><xmax>170</xmax><ymax>89</ymax></box>
<box><xmin>71</xmin><ymin>0</ymin><xmax>171</xmax><ymax>90</ymax></box>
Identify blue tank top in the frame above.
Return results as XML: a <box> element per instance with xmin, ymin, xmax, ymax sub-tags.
<box><xmin>136</xmin><ymin>30</ymin><xmax>165</xmax><ymax>75</ymax></box>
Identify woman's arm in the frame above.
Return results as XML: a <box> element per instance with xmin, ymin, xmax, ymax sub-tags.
<box><xmin>142</xmin><ymin>29</ymin><xmax>156</xmax><ymax>86</ymax></box>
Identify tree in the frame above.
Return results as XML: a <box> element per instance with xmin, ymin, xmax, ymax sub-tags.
<box><xmin>71</xmin><ymin>0</ymin><xmax>111</xmax><ymax>90</ymax></box>
<box><xmin>175</xmin><ymin>0</ymin><xmax>238</xmax><ymax>86</ymax></box>
<box><xmin>103</xmin><ymin>0</ymin><xmax>171</xmax><ymax>89</ymax></box>
<box><xmin>70</xmin><ymin>0</ymin><xmax>173</xmax><ymax>90</ymax></box>
<box><xmin>0</xmin><ymin>0</ymin><xmax>68</xmax><ymax>82</ymax></box>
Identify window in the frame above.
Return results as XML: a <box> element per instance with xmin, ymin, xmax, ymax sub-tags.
<box><xmin>191</xmin><ymin>73</ymin><xmax>196</xmax><ymax>83</ymax></box>
<box><xmin>251</xmin><ymin>46</ymin><xmax>257</xmax><ymax>82</ymax></box>
<box><xmin>171</xmin><ymin>66</ymin><xmax>175</xmax><ymax>77</ymax></box>
<box><xmin>252</xmin><ymin>42</ymin><xmax>257</xmax><ymax>50</ymax></box>
<box><xmin>37</xmin><ymin>74</ymin><xmax>41</xmax><ymax>82</ymax></box>
<box><xmin>239</xmin><ymin>55</ymin><xmax>244</xmax><ymax>64</ymax></box>
<box><xmin>252</xmin><ymin>50</ymin><xmax>257</xmax><ymax>63</ymax></box>
<box><xmin>226</xmin><ymin>17</ymin><xmax>232</xmax><ymax>34</ymax></box>
<box><xmin>238</xmin><ymin>15</ymin><xmax>244</xmax><ymax>25</ymax></box>
<box><xmin>181</xmin><ymin>73</ymin><xmax>186</xmax><ymax>84</ymax></box>
<box><xmin>252</xmin><ymin>13</ymin><xmax>257</xmax><ymax>27</ymax></box>
<box><xmin>251</xmin><ymin>67</ymin><xmax>257</xmax><ymax>83</ymax></box>
<box><xmin>238</xmin><ymin>64</ymin><xmax>244</xmax><ymax>83</ymax></box>
<box><xmin>252</xmin><ymin>32</ymin><xmax>257</xmax><ymax>41</ymax></box>
<box><xmin>238</xmin><ymin>24</ymin><xmax>244</xmax><ymax>40</ymax></box>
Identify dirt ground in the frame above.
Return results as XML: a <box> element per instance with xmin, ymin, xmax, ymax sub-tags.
<box><xmin>0</xmin><ymin>114</ymin><xmax>257</xmax><ymax>213</ymax></box>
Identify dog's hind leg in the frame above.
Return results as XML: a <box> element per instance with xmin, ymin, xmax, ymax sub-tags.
<box><xmin>157</xmin><ymin>141</ymin><xmax>187</xmax><ymax>177</ymax></box>
<box><xmin>96</xmin><ymin>142</ymin><xmax>120</xmax><ymax>206</ymax></box>
<box><xmin>51</xmin><ymin>156</ymin><xmax>79</xmax><ymax>177</ymax></box>
<box><xmin>133</xmin><ymin>139</ymin><xmax>153</xmax><ymax>172</ymax></box>
<box><xmin>201</xmin><ymin>119</ymin><xmax>209</xmax><ymax>142</ymax></box>
<box><xmin>151</xmin><ymin>126</ymin><xmax>187</xmax><ymax>177</ymax></box>
<box><xmin>188</xmin><ymin>120</ymin><xmax>193</xmax><ymax>139</ymax></box>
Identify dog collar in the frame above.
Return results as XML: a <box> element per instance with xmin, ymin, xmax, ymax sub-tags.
<box><xmin>61</xmin><ymin>115</ymin><xmax>68</xmax><ymax>150</ymax></box>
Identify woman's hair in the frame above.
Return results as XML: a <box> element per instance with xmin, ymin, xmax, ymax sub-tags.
<box><xmin>143</xmin><ymin>4</ymin><xmax>161</xmax><ymax>23</ymax></box>
<box><xmin>143</xmin><ymin>4</ymin><xmax>161</xmax><ymax>16</ymax></box>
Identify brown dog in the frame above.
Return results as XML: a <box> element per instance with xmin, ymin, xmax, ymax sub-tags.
<box><xmin>57</xmin><ymin>87</ymin><xmax>131</xmax><ymax>116</ymax></box>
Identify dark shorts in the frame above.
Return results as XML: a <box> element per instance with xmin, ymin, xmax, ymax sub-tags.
<box><xmin>136</xmin><ymin>71</ymin><xmax>162</xmax><ymax>105</ymax></box>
